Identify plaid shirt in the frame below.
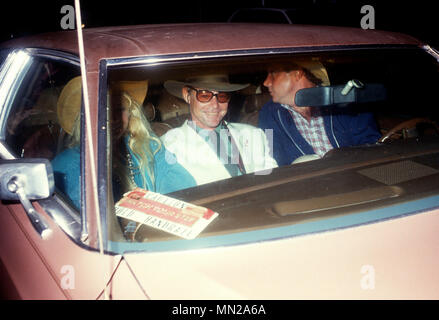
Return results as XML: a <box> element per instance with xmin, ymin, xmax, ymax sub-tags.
<box><xmin>287</xmin><ymin>106</ymin><xmax>333</xmax><ymax>157</ymax></box>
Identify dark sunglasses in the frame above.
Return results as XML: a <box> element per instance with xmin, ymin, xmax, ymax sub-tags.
<box><xmin>187</xmin><ymin>86</ymin><xmax>231</xmax><ymax>103</ymax></box>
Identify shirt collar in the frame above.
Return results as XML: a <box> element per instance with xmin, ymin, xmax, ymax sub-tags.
<box><xmin>281</xmin><ymin>104</ymin><xmax>321</xmax><ymax>119</ymax></box>
<box><xmin>189</xmin><ymin>120</ymin><xmax>224</xmax><ymax>135</ymax></box>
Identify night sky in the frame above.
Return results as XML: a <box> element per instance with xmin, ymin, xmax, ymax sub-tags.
<box><xmin>0</xmin><ymin>0</ymin><xmax>438</xmax><ymax>48</ymax></box>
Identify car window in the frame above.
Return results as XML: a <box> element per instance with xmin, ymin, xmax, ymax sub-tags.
<box><xmin>103</xmin><ymin>48</ymin><xmax>439</xmax><ymax>253</ymax></box>
<box><xmin>3</xmin><ymin>54</ymin><xmax>81</xmax><ymax>210</ymax></box>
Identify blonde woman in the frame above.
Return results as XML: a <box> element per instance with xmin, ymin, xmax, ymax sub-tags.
<box><xmin>52</xmin><ymin>77</ymin><xmax>195</xmax><ymax>210</ymax></box>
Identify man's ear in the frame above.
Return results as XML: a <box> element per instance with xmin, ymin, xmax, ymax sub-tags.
<box><xmin>182</xmin><ymin>87</ymin><xmax>191</xmax><ymax>104</ymax></box>
<box><xmin>295</xmin><ymin>69</ymin><xmax>305</xmax><ymax>80</ymax></box>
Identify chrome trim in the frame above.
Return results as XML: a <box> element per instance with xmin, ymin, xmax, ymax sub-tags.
<box><xmin>423</xmin><ymin>44</ymin><xmax>439</xmax><ymax>62</ymax></box>
<box><xmin>105</xmin><ymin>44</ymin><xmax>419</xmax><ymax>68</ymax></box>
<box><xmin>0</xmin><ymin>141</ymin><xmax>14</xmax><ymax>160</ymax></box>
<box><xmin>39</xmin><ymin>195</ymin><xmax>82</xmax><ymax>241</ymax></box>
<box><xmin>0</xmin><ymin>50</ymin><xmax>32</xmax><ymax>140</ymax></box>
<box><xmin>24</xmin><ymin>48</ymin><xmax>80</xmax><ymax>65</ymax></box>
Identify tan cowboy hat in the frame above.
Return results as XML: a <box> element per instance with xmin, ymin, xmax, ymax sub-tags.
<box><xmin>164</xmin><ymin>74</ymin><xmax>249</xmax><ymax>99</ymax></box>
<box><xmin>110</xmin><ymin>80</ymin><xmax>149</xmax><ymax>106</ymax></box>
<box><xmin>268</xmin><ymin>58</ymin><xmax>330</xmax><ymax>87</ymax></box>
<box><xmin>57</xmin><ymin>76</ymin><xmax>82</xmax><ymax>135</ymax></box>
<box><xmin>57</xmin><ymin>77</ymin><xmax>149</xmax><ymax>135</ymax></box>
<box><xmin>294</xmin><ymin>58</ymin><xmax>330</xmax><ymax>86</ymax></box>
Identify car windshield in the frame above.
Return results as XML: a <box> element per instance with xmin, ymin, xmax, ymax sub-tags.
<box><xmin>104</xmin><ymin>47</ymin><xmax>439</xmax><ymax>253</ymax></box>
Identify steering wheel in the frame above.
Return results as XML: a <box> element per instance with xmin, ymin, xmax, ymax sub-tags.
<box><xmin>379</xmin><ymin>117</ymin><xmax>439</xmax><ymax>143</ymax></box>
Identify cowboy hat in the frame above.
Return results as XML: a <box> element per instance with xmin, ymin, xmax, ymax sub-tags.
<box><xmin>268</xmin><ymin>58</ymin><xmax>330</xmax><ymax>87</ymax></box>
<box><xmin>57</xmin><ymin>77</ymin><xmax>149</xmax><ymax>135</ymax></box>
<box><xmin>295</xmin><ymin>59</ymin><xmax>330</xmax><ymax>87</ymax></box>
<box><xmin>57</xmin><ymin>76</ymin><xmax>82</xmax><ymax>135</ymax></box>
<box><xmin>110</xmin><ymin>80</ymin><xmax>149</xmax><ymax>107</ymax></box>
<box><xmin>164</xmin><ymin>74</ymin><xmax>249</xmax><ymax>100</ymax></box>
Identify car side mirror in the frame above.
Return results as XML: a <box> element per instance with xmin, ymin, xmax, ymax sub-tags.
<box><xmin>0</xmin><ymin>158</ymin><xmax>54</xmax><ymax>200</ymax></box>
<box><xmin>0</xmin><ymin>158</ymin><xmax>54</xmax><ymax>239</ymax></box>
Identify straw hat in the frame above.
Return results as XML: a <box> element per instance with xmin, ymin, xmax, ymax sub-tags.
<box><xmin>110</xmin><ymin>80</ymin><xmax>149</xmax><ymax>107</ymax></box>
<box><xmin>57</xmin><ymin>76</ymin><xmax>82</xmax><ymax>135</ymax></box>
<box><xmin>294</xmin><ymin>59</ymin><xmax>330</xmax><ymax>86</ymax></box>
<box><xmin>164</xmin><ymin>74</ymin><xmax>249</xmax><ymax>100</ymax></box>
<box><xmin>267</xmin><ymin>58</ymin><xmax>330</xmax><ymax>87</ymax></box>
<box><xmin>57</xmin><ymin>77</ymin><xmax>149</xmax><ymax>135</ymax></box>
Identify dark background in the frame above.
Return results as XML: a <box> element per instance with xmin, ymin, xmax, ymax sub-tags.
<box><xmin>0</xmin><ymin>0</ymin><xmax>437</xmax><ymax>48</ymax></box>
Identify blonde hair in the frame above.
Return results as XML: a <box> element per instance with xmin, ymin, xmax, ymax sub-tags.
<box><xmin>112</xmin><ymin>92</ymin><xmax>161</xmax><ymax>193</ymax></box>
<box><xmin>61</xmin><ymin>87</ymin><xmax>161</xmax><ymax>195</ymax></box>
<box><xmin>123</xmin><ymin>92</ymin><xmax>161</xmax><ymax>186</ymax></box>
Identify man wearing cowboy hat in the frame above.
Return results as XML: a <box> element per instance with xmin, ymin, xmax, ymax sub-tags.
<box><xmin>162</xmin><ymin>74</ymin><xmax>278</xmax><ymax>186</ymax></box>
<box><xmin>258</xmin><ymin>59</ymin><xmax>381</xmax><ymax>165</ymax></box>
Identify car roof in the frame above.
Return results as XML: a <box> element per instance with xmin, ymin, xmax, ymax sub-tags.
<box><xmin>1</xmin><ymin>23</ymin><xmax>422</xmax><ymax>72</ymax></box>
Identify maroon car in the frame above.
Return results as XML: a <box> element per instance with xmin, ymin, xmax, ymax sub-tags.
<box><xmin>1</xmin><ymin>23</ymin><xmax>439</xmax><ymax>299</ymax></box>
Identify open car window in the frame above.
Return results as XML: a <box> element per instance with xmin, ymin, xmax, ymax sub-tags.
<box><xmin>104</xmin><ymin>47</ymin><xmax>439</xmax><ymax>253</ymax></box>
<box><xmin>3</xmin><ymin>52</ymin><xmax>82</xmax><ymax>211</ymax></box>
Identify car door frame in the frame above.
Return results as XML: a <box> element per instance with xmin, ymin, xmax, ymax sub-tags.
<box><xmin>0</xmin><ymin>48</ymin><xmax>121</xmax><ymax>299</ymax></box>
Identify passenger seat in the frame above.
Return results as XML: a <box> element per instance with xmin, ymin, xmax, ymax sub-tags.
<box><xmin>239</xmin><ymin>88</ymin><xmax>271</xmax><ymax>127</ymax></box>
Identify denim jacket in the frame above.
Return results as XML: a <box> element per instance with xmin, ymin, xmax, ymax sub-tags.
<box><xmin>258</xmin><ymin>101</ymin><xmax>381</xmax><ymax>166</ymax></box>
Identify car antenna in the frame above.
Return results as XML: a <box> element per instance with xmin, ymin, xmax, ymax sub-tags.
<box><xmin>74</xmin><ymin>0</ymin><xmax>108</xmax><ymax>299</ymax></box>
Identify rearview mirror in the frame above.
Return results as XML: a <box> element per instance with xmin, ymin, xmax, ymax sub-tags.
<box><xmin>295</xmin><ymin>83</ymin><xmax>387</xmax><ymax>108</ymax></box>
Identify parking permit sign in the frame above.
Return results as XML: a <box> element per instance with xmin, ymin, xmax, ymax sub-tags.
<box><xmin>115</xmin><ymin>188</ymin><xmax>218</xmax><ymax>239</ymax></box>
